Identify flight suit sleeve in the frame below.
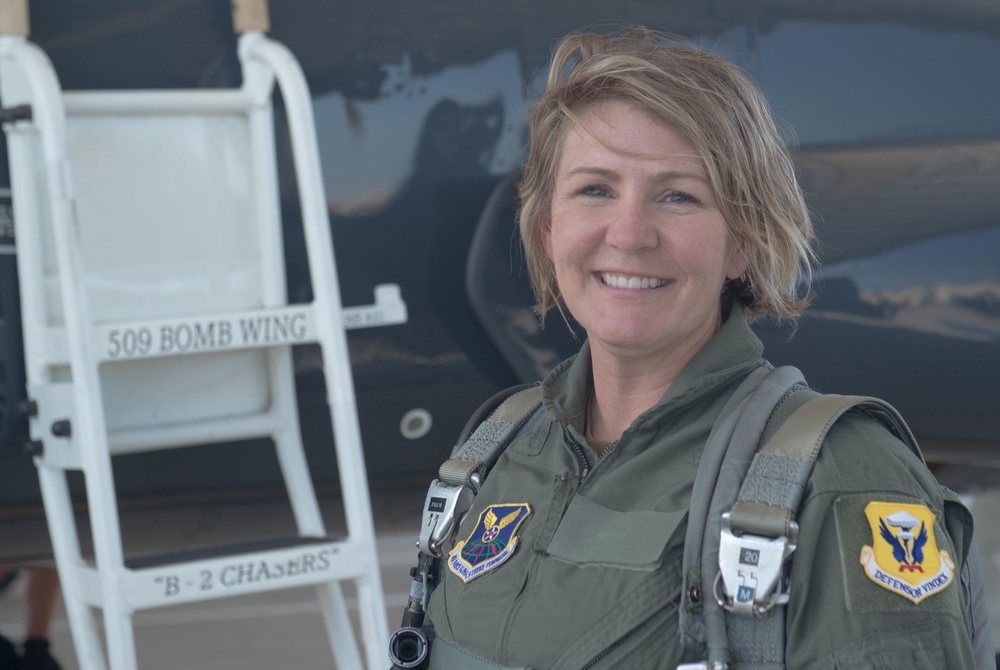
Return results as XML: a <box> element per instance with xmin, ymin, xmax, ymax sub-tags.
<box><xmin>783</xmin><ymin>412</ymin><xmax>979</xmax><ymax>669</ymax></box>
<box><xmin>963</xmin><ymin>538</ymin><xmax>998</xmax><ymax>669</ymax></box>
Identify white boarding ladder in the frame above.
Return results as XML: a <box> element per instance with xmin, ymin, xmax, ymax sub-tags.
<box><xmin>0</xmin><ymin>1</ymin><xmax>403</xmax><ymax>668</ymax></box>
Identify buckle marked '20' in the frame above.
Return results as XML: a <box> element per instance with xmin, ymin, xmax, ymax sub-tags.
<box><xmin>714</xmin><ymin>511</ymin><xmax>798</xmax><ymax>618</ymax></box>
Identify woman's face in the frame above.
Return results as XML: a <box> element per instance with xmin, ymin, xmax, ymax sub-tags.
<box><xmin>543</xmin><ymin>100</ymin><xmax>746</xmax><ymax>363</ymax></box>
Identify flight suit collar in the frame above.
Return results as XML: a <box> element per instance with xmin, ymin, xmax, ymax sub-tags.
<box><xmin>542</xmin><ymin>301</ymin><xmax>766</xmax><ymax>428</ymax></box>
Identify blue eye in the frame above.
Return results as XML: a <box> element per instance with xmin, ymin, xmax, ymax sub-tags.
<box><xmin>578</xmin><ymin>184</ymin><xmax>609</xmax><ymax>197</ymax></box>
<box><xmin>664</xmin><ymin>191</ymin><xmax>699</xmax><ymax>204</ymax></box>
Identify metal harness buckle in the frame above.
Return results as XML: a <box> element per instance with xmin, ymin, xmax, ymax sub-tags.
<box><xmin>417</xmin><ymin>478</ymin><xmax>477</xmax><ymax>558</ymax></box>
<box><xmin>714</xmin><ymin>511</ymin><xmax>798</xmax><ymax>618</ymax></box>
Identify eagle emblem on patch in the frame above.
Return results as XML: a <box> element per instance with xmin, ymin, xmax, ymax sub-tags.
<box><xmin>448</xmin><ymin>503</ymin><xmax>531</xmax><ymax>583</ymax></box>
<box><xmin>860</xmin><ymin>501</ymin><xmax>955</xmax><ymax>604</ymax></box>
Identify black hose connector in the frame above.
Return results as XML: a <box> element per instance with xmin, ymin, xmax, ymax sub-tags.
<box><xmin>388</xmin><ymin>625</ymin><xmax>431</xmax><ymax>669</ymax></box>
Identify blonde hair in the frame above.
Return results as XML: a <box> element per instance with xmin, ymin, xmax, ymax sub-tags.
<box><xmin>518</xmin><ymin>27</ymin><xmax>816</xmax><ymax>323</ymax></box>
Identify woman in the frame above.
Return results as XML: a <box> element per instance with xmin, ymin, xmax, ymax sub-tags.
<box><xmin>423</xmin><ymin>28</ymin><xmax>985</xmax><ymax>668</ymax></box>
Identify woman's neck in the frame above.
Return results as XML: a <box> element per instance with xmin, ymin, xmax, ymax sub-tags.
<box><xmin>585</xmin><ymin>337</ymin><xmax>705</xmax><ymax>443</ymax></box>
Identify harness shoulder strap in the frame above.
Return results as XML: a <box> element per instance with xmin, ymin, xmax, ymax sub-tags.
<box><xmin>438</xmin><ymin>384</ymin><xmax>542</xmax><ymax>488</ymax></box>
<box><xmin>680</xmin><ymin>364</ymin><xmax>807</xmax><ymax>658</ymax></box>
<box><xmin>390</xmin><ymin>384</ymin><xmax>542</xmax><ymax>668</ymax></box>
<box><xmin>722</xmin><ymin>394</ymin><xmax>920</xmax><ymax>670</ymax></box>
<box><xmin>733</xmin><ymin>397</ymin><xmax>992</xmax><ymax>670</ymax></box>
<box><xmin>732</xmin><ymin>394</ymin><xmax>917</xmax><ymax>538</ymax></box>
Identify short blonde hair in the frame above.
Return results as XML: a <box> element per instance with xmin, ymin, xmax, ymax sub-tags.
<box><xmin>518</xmin><ymin>27</ymin><xmax>816</xmax><ymax>323</ymax></box>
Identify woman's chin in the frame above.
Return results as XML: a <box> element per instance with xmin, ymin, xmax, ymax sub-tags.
<box><xmin>585</xmin><ymin>327</ymin><xmax>664</xmax><ymax>356</ymax></box>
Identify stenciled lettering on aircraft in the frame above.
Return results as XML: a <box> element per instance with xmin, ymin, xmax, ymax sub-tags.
<box><xmin>152</xmin><ymin>547</ymin><xmax>337</xmax><ymax>599</ymax></box>
<box><xmin>104</xmin><ymin>311</ymin><xmax>309</xmax><ymax>359</ymax></box>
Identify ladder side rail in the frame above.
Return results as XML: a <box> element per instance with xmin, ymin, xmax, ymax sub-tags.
<box><xmin>242</xmin><ymin>55</ymin><xmax>283</xmax><ymax>312</ymax></box>
<box><xmin>0</xmin><ymin>47</ymin><xmax>106</xmax><ymax>664</ymax></box>
<box><xmin>315</xmin><ymin>581</ymin><xmax>368</xmax><ymax>669</ymax></box>
<box><xmin>0</xmin><ymin>37</ymin><xmax>55</xmax><ymax>389</ymax></box>
<box><xmin>266</xmin><ymin>345</ymin><xmax>331</xmax><ymax>534</ymax></box>
<box><xmin>2</xmin><ymin>125</ymin><xmax>47</xmax><ymax>383</ymax></box>
<box><xmin>37</xmin><ymin>467</ymin><xmax>108</xmax><ymax>670</ymax></box>
<box><xmin>240</xmin><ymin>31</ymin><xmax>390</xmax><ymax>668</ymax></box>
<box><xmin>240</xmin><ymin>32</ymin><xmax>372</xmax><ymax>670</ymax></box>
<box><xmin>0</xmin><ymin>36</ymin><xmax>137</xmax><ymax>670</ymax></box>
<box><xmin>238</xmin><ymin>31</ymin><xmax>377</xmax><ymax>560</ymax></box>
<box><xmin>243</xmin><ymin>57</ymin><xmax>328</xmax><ymax>537</ymax></box>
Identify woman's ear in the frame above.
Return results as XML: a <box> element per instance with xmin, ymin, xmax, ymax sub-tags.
<box><xmin>541</xmin><ymin>219</ymin><xmax>554</xmax><ymax>261</ymax></box>
<box><xmin>725</xmin><ymin>244</ymin><xmax>748</xmax><ymax>281</ymax></box>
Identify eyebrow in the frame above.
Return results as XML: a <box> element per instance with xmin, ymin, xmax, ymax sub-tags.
<box><xmin>563</xmin><ymin>167</ymin><xmax>708</xmax><ymax>184</ymax></box>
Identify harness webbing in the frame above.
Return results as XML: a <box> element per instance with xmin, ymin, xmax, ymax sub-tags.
<box><xmin>438</xmin><ymin>385</ymin><xmax>542</xmax><ymax>488</ymax></box>
<box><xmin>722</xmin><ymin>393</ymin><xmax>919</xmax><ymax>670</ymax></box>
<box><xmin>680</xmin><ymin>364</ymin><xmax>809</xmax><ymax>664</ymax></box>
<box><xmin>732</xmin><ymin>394</ymin><xmax>918</xmax><ymax>538</ymax></box>
<box><xmin>416</xmin><ymin>371</ymin><xmax>936</xmax><ymax>670</ymax></box>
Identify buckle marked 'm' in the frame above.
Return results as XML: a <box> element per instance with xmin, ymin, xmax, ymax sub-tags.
<box><xmin>714</xmin><ymin>511</ymin><xmax>798</xmax><ymax>618</ymax></box>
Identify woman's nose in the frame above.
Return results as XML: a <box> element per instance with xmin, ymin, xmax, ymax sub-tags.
<box><xmin>605</xmin><ymin>198</ymin><xmax>657</xmax><ymax>253</ymax></box>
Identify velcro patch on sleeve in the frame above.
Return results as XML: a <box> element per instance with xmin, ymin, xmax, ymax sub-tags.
<box><xmin>833</xmin><ymin>494</ymin><xmax>962</xmax><ymax>616</ymax></box>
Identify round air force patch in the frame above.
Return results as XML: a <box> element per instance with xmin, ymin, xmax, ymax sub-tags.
<box><xmin>448</xmin><ymin>503</ymin><xmax>531</xmax><ymax>583</ymax></box>
<box><xmin>860</xmin><ymin>501</ymin><xmax>954</xmax><ymax>604</ymax></box>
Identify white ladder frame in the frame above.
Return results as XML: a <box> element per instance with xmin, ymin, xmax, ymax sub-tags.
<box><xmin>0</xmin><ymin>24</ymin><xmax>397</xmax><ymax>670</ymax></box>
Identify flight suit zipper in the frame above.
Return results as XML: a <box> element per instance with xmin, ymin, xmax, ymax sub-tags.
<box><xmin>579</xmin><ymin>593</ymin><xmax>682</xmax><ymax>670</ymax></box>
<box><xmin>495</xmin><ymin>424</ymin><xmax>590</xmax><ymax>665</ymax></box>
<box><xmin>555</xmin><ymin>428</ymin><xmax>590</xmax><ymax>481</ymax></box>
<box><xmin>579</xmin><ymin>622</ymin><xmax>645</xmax><ymax>670</ymax></box>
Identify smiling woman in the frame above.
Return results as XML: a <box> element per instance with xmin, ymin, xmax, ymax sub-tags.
<box><xmin>518</xmin><ymin>29</ymin><xmax>816</xmax><ymax>328</ymax></box>
<box><xmin>416</xmin><ymin>26</ymin><xmax>991</xmax><ymax>670</ymax></box>
<box><xmin>544</xmin><ymin>102</ymin><xmax>745</xmax><ymax>443</ymax></box>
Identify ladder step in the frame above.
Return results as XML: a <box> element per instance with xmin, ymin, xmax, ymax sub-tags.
<box><xmin>90</xmin><ymin>305</ymin><xmax>318</xmax><ymax>364</ymax></box>
<box><xmin>124</xmin><ymin>535</ymin><xmax>335</xmax><ymax>569</ymax></box>
<box><xmin>42</xmin><ymin>284</ymin><xmax>406</xmax><ymax>365</ymax></box>
<box><xmin>98</xmin><ymin>536</ymin><xmax>374</xmax><ymax>609</ymax></box>
<box><xmin>27</xmin><ymin>381</ymin><xmax>289</xmax><ymax>464</ymax></box>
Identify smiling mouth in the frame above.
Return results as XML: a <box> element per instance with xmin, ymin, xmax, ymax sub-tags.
<box><xmin>600</xmin><ymin>273</ymin><xmax>668</xmax><ymax>289</ymax></box>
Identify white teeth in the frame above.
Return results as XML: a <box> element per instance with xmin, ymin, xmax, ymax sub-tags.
<box><xmin>601</xmin><ymin>273</ymin><xmax>666</xmax><ymax>289</ymax></box>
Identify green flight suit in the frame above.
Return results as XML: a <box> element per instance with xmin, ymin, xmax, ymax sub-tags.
<box><xmin>426</xmin><ymin>305</ymin><xmax>979</xmax><ymax>669</ymax></box>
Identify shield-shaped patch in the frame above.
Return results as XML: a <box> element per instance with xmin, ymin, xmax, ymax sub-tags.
<box><xmin>448</xmin><ymin>503</ymin><xmax>531</xmax><ymax>583</ymax></box>
<box><xmin>860</xmin><ymin>500</ymin><xmax>954</xmax><ymax>604</ymax></box>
